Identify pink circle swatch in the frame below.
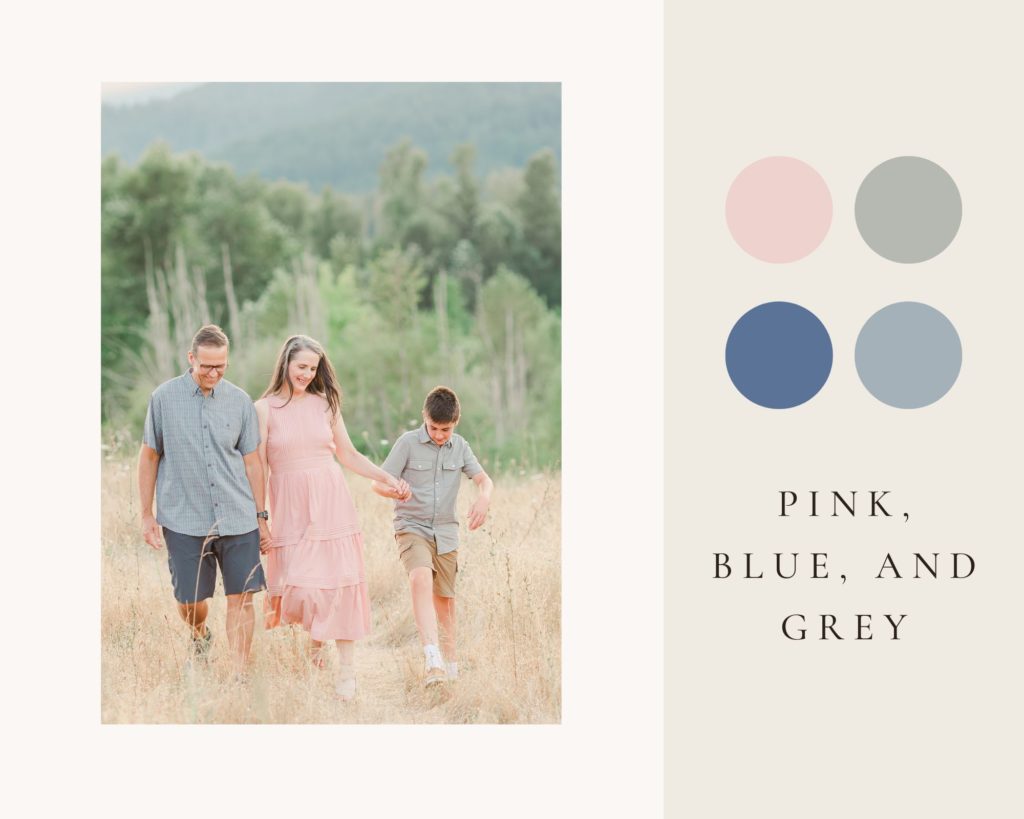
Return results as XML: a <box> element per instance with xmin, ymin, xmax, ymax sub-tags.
<box><xmin>726</xmin><ymin>157</ymin><xmax>832</xmax><ymax>263</ymax></box>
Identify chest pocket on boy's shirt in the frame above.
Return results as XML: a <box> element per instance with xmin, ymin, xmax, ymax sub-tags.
<box><xmin>406</xmin><ymin>459</ymin><xmax>435</xmax><ymax>488</ymax></box>
<box><xmin>441</xmin><ymin>459</ymin><xmax>464</xmax><ymax>489</ymax></box>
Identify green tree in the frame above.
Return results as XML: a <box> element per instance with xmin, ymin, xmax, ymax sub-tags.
<box><xmin>264</xmin><ymin>179</ymin><xmax>312</xmax><ymax>237</ymax></box>
<box><xmin>446</xmin><ymin>143</ymin><xmax>480</xmax><ymax>245</ymax></box>
<box><xmin>476</xmin><ymin>201</ymin><xmax>523</xmax><ymax>282</ymax></box>
<box><xmin>516</xmin><ymin>149</ymin><xmax>561</xmax><ymax>306</ymax></box>
<box><xmin>102</xmin><ymin>143</ymin><xmax>197</xmax><ymax>392</ymax></box>
<box><xmin>475</xmin><ymin>266</ymin><xmax>560</xmax><ymax>457</ymax></box>
<box><xmin>379</xmin><ymin>139</ymin><xmax>427</xmax><ymax>245</ymax></box>
<box><xmin>366</xmin><ymin>247</ymin><xmax>429</xmax><ymax>423</ymax></box>
<box><xmin>310</xmin><ymin>187</ymin><xmax>362</xmax><ymax>259</ymax></box>
<box><xmin>194</xmin><ymin>165</ymin><xmax>288</xmax><ymax>323</ymax></box>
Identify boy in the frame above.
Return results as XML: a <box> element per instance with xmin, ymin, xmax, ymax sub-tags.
<box><xmin>373</xmin><ymin>386</ymin><xmax>494</xmax><ymax>686</ymax></box>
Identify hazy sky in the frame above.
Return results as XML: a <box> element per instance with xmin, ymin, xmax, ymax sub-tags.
<box><xmin>101</xmin><ymin>82</ymin><xmax>200</xmax><ymax>106</ymax></box>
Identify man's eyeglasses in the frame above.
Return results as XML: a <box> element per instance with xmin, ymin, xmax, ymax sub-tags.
<box><xmin>197</xmin><ymin>363</ymin><xmax>228</xmax><ymax>374</ymax></box>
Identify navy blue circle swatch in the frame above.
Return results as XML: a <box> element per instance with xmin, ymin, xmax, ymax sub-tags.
<box><xmin>726</xmin><ymin>302</ymin><xmax>833</xmax><ymax>409</ymax></box>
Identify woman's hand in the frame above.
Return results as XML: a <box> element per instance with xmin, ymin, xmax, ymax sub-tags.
<box><xmin>258</xmin><ymin>518</ymin><xmax>272</xmax><ymax>554</ymax></box>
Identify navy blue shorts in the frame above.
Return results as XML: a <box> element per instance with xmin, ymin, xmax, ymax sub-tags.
<box><xmin>163</xmin><ymin>528</ymin><xmax>266</xmax><ymax>604</ymax></box>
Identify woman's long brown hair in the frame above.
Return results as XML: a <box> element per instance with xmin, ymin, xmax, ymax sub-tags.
<box><xmin>262</xmin><ymin>335</ymin><xmax>342</xmax><ymax>419</ymax></box>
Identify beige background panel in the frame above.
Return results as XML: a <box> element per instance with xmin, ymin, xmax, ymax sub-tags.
<box><xmin>667</xmin><ymin>2</ymin><xmax>1022</xmax><ymax>815</ymax></box>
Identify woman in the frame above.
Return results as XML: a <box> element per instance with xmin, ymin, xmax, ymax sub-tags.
<box><xmin>256</xmin><ymin>335</ymin><xmax>409</xmax><ymax>700</ymax></box>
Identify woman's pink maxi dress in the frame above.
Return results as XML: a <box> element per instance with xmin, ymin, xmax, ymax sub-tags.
<box><xmin>263</xmin><ymin>394</ymin><xmax>371</xmax><ymax>641</ymax></box>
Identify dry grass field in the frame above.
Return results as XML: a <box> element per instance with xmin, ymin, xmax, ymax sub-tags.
<box><xmin>101</xmin><ymin>456</ymin><xmax>561</xmax><ymax>723</ymax></box>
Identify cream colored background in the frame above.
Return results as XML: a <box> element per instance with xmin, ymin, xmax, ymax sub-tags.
<box><xmin>667</xmin><ymin>2</ymin><xmax>1022</xmax><ymax>815</ymax></box>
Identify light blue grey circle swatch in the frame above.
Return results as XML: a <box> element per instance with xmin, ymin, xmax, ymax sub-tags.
<box><xmin>855</xmin><ymin>157</ymin><xmax>962</xmax><ymax>263</ymax></box>
<box><xmin>855</xmin><ymin>302</ymin><xmax>962</xmax><ymax>408</ymax></box>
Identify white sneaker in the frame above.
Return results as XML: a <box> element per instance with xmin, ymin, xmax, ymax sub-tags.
<box><xmin>422</xmin><ymin>644</ymin><xmax>446</xmax><ymax>687</ymax></box>
<box><xmin>335</xmin><ymin>664</ymin><xmax>357</xmax><ymax>701</ymax></box>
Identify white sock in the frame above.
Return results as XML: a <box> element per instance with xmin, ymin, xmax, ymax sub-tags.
<box><xmin>424</xmin><ymin>644</ymin><xmax>443</xmax><ymax>668</ymax></box>
<box><xmin>446</xmin><ymin>661</ymin><xmax>458</xmax><ymax>679</ymax></box>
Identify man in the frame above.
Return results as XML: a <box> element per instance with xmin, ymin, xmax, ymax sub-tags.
<box><xmin>138</xmin><ymin>324</ymin><xmax>270</xmax><ymax>673</ymax></box>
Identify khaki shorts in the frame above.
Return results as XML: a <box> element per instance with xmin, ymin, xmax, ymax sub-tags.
<box><xmin>397</xmin><ymin>532</ymin><xmax>458</xmax><ymax>598</ymax></box>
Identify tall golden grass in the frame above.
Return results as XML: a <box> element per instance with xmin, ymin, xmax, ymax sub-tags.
<box><xmin>101</xmin><ymin>456</ymin><xmax>561</xmax><ymax>723</ymax></box>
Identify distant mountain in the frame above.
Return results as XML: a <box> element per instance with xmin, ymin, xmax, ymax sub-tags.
<box><xmin>101</xmin><ymin>82</ymin><xmax>561</xmax><ymax>192</ymax></box>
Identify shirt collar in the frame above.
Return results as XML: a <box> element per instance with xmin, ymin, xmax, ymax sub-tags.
<box><xmin>417</xmin><ymin>423</ymin><xmax>452</xmax><ymax>448</ymax></box>
<box><xmin>184</xmin><ymin>368</ymin><xmax>216</xmax><ymax>398</ymax></box>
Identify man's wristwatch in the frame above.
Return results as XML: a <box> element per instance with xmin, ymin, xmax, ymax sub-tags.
<box><xmin>256</xmin><ymin>510</ymin><xmax>269</xmax><ymax>520</ymax></box>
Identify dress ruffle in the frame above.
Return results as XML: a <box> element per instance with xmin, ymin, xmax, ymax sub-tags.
<box><xmin>263</xmin><ymin>531</ymin><xmax>370</xmax><ymax>640</ymax></box>
<box><xmin>279</xmin><ymin>583</ymin><xmax>370</xmax><ymax>642</ymax></box>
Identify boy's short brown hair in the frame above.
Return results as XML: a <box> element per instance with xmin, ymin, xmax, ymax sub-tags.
<box><xmin>424</xmin><ymin>386</ymin><xmax>460</xmax><ymax>423</ymax></box>
<box><xmin>191</xmin><ymin>324</ymin><xmax>229</xmax><ymax>353</ymax></box>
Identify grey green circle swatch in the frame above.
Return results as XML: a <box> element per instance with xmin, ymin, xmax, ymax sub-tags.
<box><xmin>855</xmin><ymin>302</ymin><xmax>962</xmax><ymax>408</ymax></box>
<box><xmin>855</xmin><ymin>157</ymin><xmax>962</xmax><ymax>263</ymax></box>
<box><xmin>725</xmin><ymin>302</ymin><xmax>833</xmax><ymax>409</ymax></box>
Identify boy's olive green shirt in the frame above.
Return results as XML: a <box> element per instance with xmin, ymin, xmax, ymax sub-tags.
<box><xmin>381</xmin><ymin>425</ymin><xmax>483</xmax><ymax>554</ymax></box>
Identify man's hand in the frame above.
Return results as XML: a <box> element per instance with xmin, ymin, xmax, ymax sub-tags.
<box><xmin>258</xmin><ymin>518</ymin><xmax>272</xmax><ymax>554</ymax></box>
<box><xmin>467</xmin><ymin>495</ymin><xmax>490</xmax><ymax>530</ymax></box>
<box><xmin>142</xmin><ymin>513</ymin><xmax>164</xmax><ymax>550</ymax></box>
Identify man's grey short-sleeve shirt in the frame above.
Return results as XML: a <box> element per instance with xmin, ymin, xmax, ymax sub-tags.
<box><xmin>143</xmin><ymin>370</ymin><xmax>260</xmax><ymax>537</ymax></box>
<box><xmin>381</xmin><ymin>425</ymin><xmax>483</xmax><ymax>554</ymax></box>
